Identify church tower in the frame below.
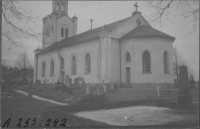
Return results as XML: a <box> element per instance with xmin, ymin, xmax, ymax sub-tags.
<box><xmin>52</xmin><ymin>1</ymin><xmax>68</xmax><ymax>14</ymax></box>
<box><xmin>42</xmin><ymin>0</ymin><xmax>78</xmax><ymax>49</ymax></box>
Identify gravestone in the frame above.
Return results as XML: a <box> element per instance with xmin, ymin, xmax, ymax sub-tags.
<box><xmin>178</xmin><ymin>65</ymin><xmax>192</xmax><ymax>106</ymax></box>
<box><xmin>65</xmin><ymin>75</ymin><xmax>70</xmax><ymax>86</ymax></box>
<box><xmin>86</xmin><ymin>85</ymin><xmax>90</xmax><ymax>95</ymax></box>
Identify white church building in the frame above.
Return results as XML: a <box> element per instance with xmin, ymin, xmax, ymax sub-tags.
<box><xmin>34</xmin><ymin>1</ymin><xmax>175</xmax><ymax>87</ymax></box>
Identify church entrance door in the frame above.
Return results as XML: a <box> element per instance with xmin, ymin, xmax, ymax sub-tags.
<box><xmin>60</xmin><ymin>71</ymin><xmax>65</xmax><ymax>84</ymax></box>
<box><xmin>126</xmin><ymin>67</ymin><xmax>130</xmax><ymax>83</ymax></box>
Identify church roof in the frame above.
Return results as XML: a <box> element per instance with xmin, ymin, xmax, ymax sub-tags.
<box><xmin>121</xmin><ymin>25</ymin><xmax>175</xmax><ymax>40</ymax></box>
<box><xmin>38</xmin><ymin>16</ymin><xmax>131</xmax><ymax>54</ymax></box>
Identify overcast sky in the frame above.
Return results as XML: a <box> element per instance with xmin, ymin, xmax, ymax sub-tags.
<box><xmin>2</xmin><ymin>1</ymin><xmax>199</xmax><ymax>80</ymax></box>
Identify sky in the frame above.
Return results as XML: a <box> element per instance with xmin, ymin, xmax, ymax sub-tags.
<box><xmin>2</xmin><ymin>1</ymin><xmax>199</xmax><ymax>80</ymax></box>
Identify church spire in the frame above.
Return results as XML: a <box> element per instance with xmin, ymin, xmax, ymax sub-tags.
<box><xmin>52</xmin><ymin>0</ymin><xmax>68</xmax><ymax>14</ymax></box>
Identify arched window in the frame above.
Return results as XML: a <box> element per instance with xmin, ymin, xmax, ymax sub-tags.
<box><xmin>85</xmin><ymin>53</ymin><xmax>91</xmax><ymax>74</ymax></box>
<box><xmin>65</xmin><ymin>28</ymin><xmax>68</xmax><ymax>38</ymax></box>
<box><xmin>163</xmin><ymin>51</ymin><xmax>169</xmax><ymax>74</ymax></box>
<box><xmin>42</xmin><ymin>61</ymin><xmax>45</xmax><ymax>77</ymax></box>
<box><xmin>126</xmin><ymin>52</ymin><xmax>131</xmax><ymax>62</ymax></box>
<box><xmin>142</xmin><ymin>50</ymin><xmax>151</xmax><ymax>73</ymax></box>
<box><xmin>71</xmin><ymin>55</ymin><xmax>76</xmax><ymax>75</ymax></box>
<box><xmin>61</xmin><ymin>27</ymin><xmax>64</xmax><ymax>37</ymax></box>
<box><xmin>60</xmin><ymin>58</ymin><xmax>64</xmax><ymax>69</ymax></box>
<box><xmin>56</xmin><ymin>3</ymin><xmax>59</xmax><ymax>10</ymax></box>
<box><xmin>50</xmin><ymin>60</ymin><xmax>54</xmax><ymax>77</ymax></box>
<box><xmin>61</xmin><ymin>5</ymin><xmax>64</xmax><ymax>10</ymax></box>
<box><xmin>46</xmin><ymin>28</ymin><xmax>50</xmax><ymax>38</ymax></box>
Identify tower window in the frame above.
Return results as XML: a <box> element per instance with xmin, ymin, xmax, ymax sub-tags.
<box><xmin>61</xmin><ymin>27</ymin><xmax>64</xmax><ymax>37</ymax></box>
<box><xmin>65</xmin><ymin>28</ymin><xmax>68</xmax><ymax>38</ymax></box>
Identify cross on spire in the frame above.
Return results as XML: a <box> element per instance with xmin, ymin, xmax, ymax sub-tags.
<box><xmin>134</xmin><ymin>2</ymin><xmax>139</xmax><ymax>12</ymax></box>
<box><xmin>90</xmin><ymin>19</ymin><xmax>93</xmax><ymax>29</ymax></box>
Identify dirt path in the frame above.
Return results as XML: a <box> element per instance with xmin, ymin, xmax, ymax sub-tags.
<box><xmin>14</xmin><ymin>90</ymin><xmax>69</xmax><ymax>106</ymax></box>
<box><xmin>75</xmin><ymin>106</ymin><xmax>198</xmax><ymax>126</ymax></box>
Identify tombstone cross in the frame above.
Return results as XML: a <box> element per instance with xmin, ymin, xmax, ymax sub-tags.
<box><xmin>156</xmin><ymin>84</ymin><xmax>161</xmax><ymax>96</ymax></box>
<box><xmin>90</xmin><ymin>19</ymin><xmax>93</xmax><ymax>29</ymax></box>
<box><xmin>134</xmin><ymin>2</ymin><xmax>139</xmax><ymax>12</ymax></box>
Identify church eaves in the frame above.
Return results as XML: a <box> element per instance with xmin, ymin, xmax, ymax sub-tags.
<box><xmin>121</xmin><ymin>25</ymin><xmax>175</xmax><ymax>40</ymax></box>
<box><xmin>37</xmin><ymin>16</ymin><xmax>132</xmax><ymax>55</ymax></box>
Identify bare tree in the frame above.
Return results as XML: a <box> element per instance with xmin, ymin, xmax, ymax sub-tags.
<box><xmin>2</xmin><ymin>0</ymin><xmax>42</xmax><ymax>46</ymax></box>
<box><xmin>15</xmin><ymin>52</ymin><xmax>32</xmax><ymax>82</ymax></box>
<box><xmin>173</xmin><ymin>47</ymin><xmax>185</xmax><ymax>83</ymax></box>
<box><xmin>1</xmin><ymin>0</ymin><xmax>42</xmax><ymax>86</ymax></box>
<box><xmin>146</xmin><ymin>0</ymin><xmax>199</xmax><ymax>33</ymax></box>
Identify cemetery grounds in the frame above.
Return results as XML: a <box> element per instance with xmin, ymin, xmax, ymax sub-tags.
<box><xmin>1</xmin><ymin>83</ymin><xmax>199</xmax><ymax>127</ymax></box>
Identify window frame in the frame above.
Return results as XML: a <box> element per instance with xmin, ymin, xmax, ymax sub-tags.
<box><xmin>142</xmin><ymin>50</ymin><xmax>151</xmax><ymax>74</ymax></box>
<box><xmin>42</xmin><ymin>61</ymin><xmax>45</xmax><ymax>77</ymax></box>
<box><xmin>125</xmin><ymin>52</ymin><xmax>131</xmax><ymax>63</ymax></box>
<box><xmin>65</xmin><ymin>28</ymin><xmax>68</xmax><ymax>38</ymax></box>
<box><xmin>163</xmin><ymin>51</ymin><xmax>170</xmax><ymax>74</ymax></box>
<box><xmin>60</xmin><ymin>58</ymin><xmax>64</xmax><ymax>69</ymax></box>
<box><xmin>61</xmin><ymin>27</ymin><xmax>64</xmax><ymax>37</ymax></box>
<box><xmin>50</xmin><ymin>60</ymin><xmax>54</xmax><ymax>77</ymax></box>
<box><xmin>85</xmin><ymin>53</ymin><xmax>91</xmax><ymax>75</ymax></box>
<box><xmin>71</xmin><ymin>55</ymin><xmax>77</xmax><ymax>75</ymax></box>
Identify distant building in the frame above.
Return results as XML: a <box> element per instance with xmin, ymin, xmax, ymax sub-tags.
<box><xmin>34</xmin><ymin>1</ymin><xmax>175</xmax><ymax>87</ymax></box>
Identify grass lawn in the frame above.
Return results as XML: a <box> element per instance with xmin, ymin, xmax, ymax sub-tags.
<box><xmin>1</xmin><ymin>89</ymin><xmax>58</xmax><ymax>128</ymax></box>
<box><xmin>1</xmin><ymin>85</ymin><xmax>199</xmax><ymax>127</ymax></box>
<box><xmin>13</xmin><ymin>84</ymin><xmax>85</xmax><ymax>104</ymax></box>
<box><xmin>1</xmin><ymin>89</ymin><xmax>110</xmax><ymax>127</ymax></box>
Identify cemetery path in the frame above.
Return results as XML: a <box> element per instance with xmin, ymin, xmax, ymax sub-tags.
<box><xmin>75</xmin><ymin>106</ymin><xmax>198</xmax><ymax>126</ymax></box>
<box><xmin>14</xmin><ymin>90</ymin><xmax>69</xmax><ymax>106</ymax></box>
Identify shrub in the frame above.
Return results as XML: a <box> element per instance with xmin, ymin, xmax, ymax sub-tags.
<box><xmin>64</xmin><ymin>86</ymin><xmax>73</xmax><ymax>94</ymax></box>
<box><xmin>78</xmin><ymin>94</ymin><xmax>108</xmax><ymax>104</ymax></box>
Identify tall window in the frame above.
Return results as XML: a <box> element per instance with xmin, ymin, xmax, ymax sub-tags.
<box><xmin>52</xmin><ymin>25</ymin><xmax>53</xmax><ymax>33</ymax></box>
<box><xmin>46</xmin><ymin>28</ymin><xmax>50</xmax><ymax>38</ymax></box>
<box><xmin>61</xmin><ymin>27</ymin><xmax>64</xmax><ymax>37</ymax></box>
<box><xmin>71</xmin><ymin>55</ymin><xmax>76</xmax><ymax>75</ymax></box>
<box><xmin>56</xmin><ymin>3</ymin><xmax>59</xmax><ymax>10</ymax></box>
<box><xmin>65</xmin><ymin>28</ymin><xmax>68</xmax><ymax>38</ymax></box>
<box><xmin>50</xmin><ymin>60</ymin><xmax>54</xmax><ymax>77</ymax></box>
<box><xmin>61</xmin><ymin>5</ymin><xmax>64</xmax><ymax>10</ymax></box>
<box><xmin>85</xmin><ymin>53</ymin><xmax>91</xmax><ymax>74</ymax></box>
<box><xmin>42</xmin><ymin>62</ymin><xmax>45</xmax><ymax>77</ymax></box>
<box><xmin>142</xmin><ymin>50</ymin><xmax>151</xmax><ymax>73</ymax></box>
<box><xmin>126</xmin><ymin>52</ymin><xmax>131</xmax><ymax>62</ymax></box>
<box><xmin>163</xmin><ymin>51</ymin><xmax>169</xmax><ymax>74</ymax></box>
<box><xmin>60</xmin><ymin>58</ymin><xmax>64</xmax><ymax>69</ymax></box>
